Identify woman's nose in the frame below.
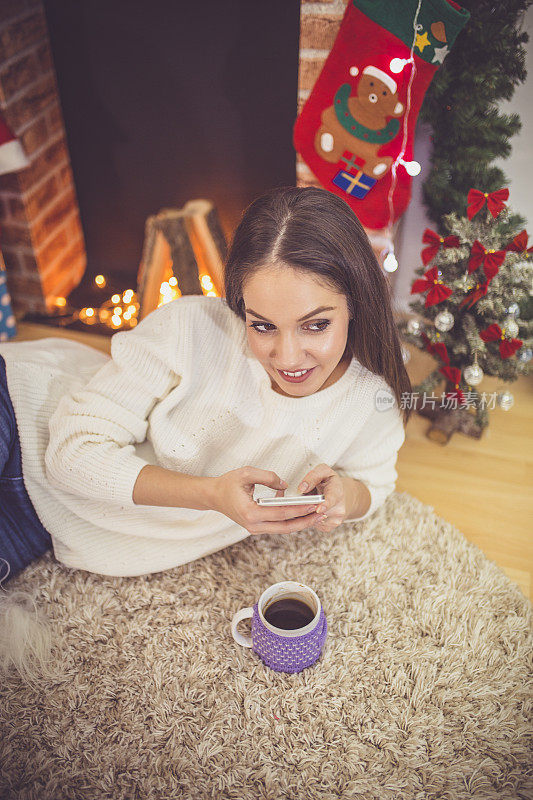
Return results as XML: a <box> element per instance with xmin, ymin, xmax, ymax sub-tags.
<box><xmin>271</xmin><ymin>335</ymin><xmax>306</xmax><ymax>363</ymax></box>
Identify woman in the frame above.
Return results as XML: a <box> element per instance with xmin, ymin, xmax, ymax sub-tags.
<box><xmin>0</xmin><ymin>185</ymin><xmax>412</xmax><ymax>584</ymax></box>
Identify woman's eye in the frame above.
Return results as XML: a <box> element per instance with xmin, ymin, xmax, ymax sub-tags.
<box><xmin>249</xmin><ymin>320</ymin><xmax>331</xmax><ymax>334</ymax></box>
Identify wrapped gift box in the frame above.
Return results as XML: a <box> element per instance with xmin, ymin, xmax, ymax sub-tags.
<box><xmin>332</xmin><ymin>168</ymin><xmax>377</xmax><ymax>199</ymax></box>
<box><xmin>0</xmin><ymin>256</ymin><xmax>17</xmax><ymax>341</ymax></box>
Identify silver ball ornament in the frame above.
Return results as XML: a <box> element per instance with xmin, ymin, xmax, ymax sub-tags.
<box><xmin>517</xmin><ymin>347</ymin><xmax>532</xmax><ymax>363</ymax></box>
<box><xmin>497</xmin><ymin>391</ymin><xmax>514</xmax><ymax>411</ymax></box>
<box><xmin>434</xmin><ymin>309</ymin><xmax>454</xmax><ymax>332</ymax></box>
<box><xmin>503</xmin><ymin>318</ymin><xmax>519</xmax><ymax>338</ymax></box>
<box><xmin>507</xmin><ymin>302</ymin><xmax>520</xmax><ymax>316</ymax></box>
<box><xmin>463</xmin><ymin>363</ymin><xmax>484</xmax><ymax>386</ymax></box>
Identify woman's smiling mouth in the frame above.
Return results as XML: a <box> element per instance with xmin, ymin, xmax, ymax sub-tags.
<box><xmin>277</xmin><ymin>367</ymin><xmax>316</xmax><ymax>382</ymax></box>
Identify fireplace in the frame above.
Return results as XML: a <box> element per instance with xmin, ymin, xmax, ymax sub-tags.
<box><xmin>0</xmin><ymin>0</ymin><xmax>393</xmax><ymax>336</ymax></box>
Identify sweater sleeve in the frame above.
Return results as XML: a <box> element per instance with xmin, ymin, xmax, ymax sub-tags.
<box><xmin>44</xmin><ymin>301</ymin><xmax>183</xmax><ymax>506</ymax></box>
<box><xmin>334</xmin><ymin>392</ymin><xmax>405</xmax><ymax>522</ymax></box>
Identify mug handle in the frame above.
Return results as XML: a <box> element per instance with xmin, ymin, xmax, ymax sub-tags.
<box><xmin>231</xmin><ymin>607</ymin><xmax>254</xmax><ymax>648</ymax></box>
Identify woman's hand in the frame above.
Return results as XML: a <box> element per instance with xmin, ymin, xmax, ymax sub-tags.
<box><xmin>210</xmin><ymin>466</ymin><xmax>323</xmax><ymax>535</ymax></box>
<box><xmin>297</xmin><ymin>464</ymin><xmax>347</xmax><ymax>533</ymax></box>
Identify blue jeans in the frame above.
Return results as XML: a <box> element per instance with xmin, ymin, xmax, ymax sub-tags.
<box><xmin>0</xmin><ymin>354</ymin><xmax>53</xmax><ymax>584</ymax></box>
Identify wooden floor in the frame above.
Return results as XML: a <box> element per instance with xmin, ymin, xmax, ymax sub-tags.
<box><xmin>399</xmin><ymin>341</ymin><xmax>533</xmax><ymax>604</ymax></box>
<box><xmin>11</xmin><ymin>319</ymin><xmax>533</xmax><ymax>603</ymax></box>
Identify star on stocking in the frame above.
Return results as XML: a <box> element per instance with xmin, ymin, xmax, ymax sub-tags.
<box><xmin>415</xmin><ymin>31</ymin><xmax>430</xmax><ymax>52</ymax></box>
<box><xmin>432</xmin><ymin>45</ymin><xmax>449</xmax><ymax>63</ymax></box>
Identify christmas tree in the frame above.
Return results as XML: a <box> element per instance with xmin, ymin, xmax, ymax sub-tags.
<box><xmin>398</xmin><ymin>188</ymin><xmax>532</xmax><ymax>437</ymax></box>
<box><xmin>419</xmin><ymin>0</ymin><xmax>532</xmax><ymax>226</ymax></box>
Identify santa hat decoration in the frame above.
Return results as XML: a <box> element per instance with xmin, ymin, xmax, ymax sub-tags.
<box><xmin>0</xmin><ymin>113</ymin><xmax>30</xmax><ymax>176</ymax></box>
<box><xmin>347</xmin><ymin>64</ymin><xmax>398</xmax><ymax>93</ymax></box>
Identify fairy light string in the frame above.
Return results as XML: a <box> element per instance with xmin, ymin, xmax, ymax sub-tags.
<box><xmin>50</xmin><ymin>272</ymin><xmax>219</xmax><ymax>331</ymax></box>
<box><xmin>378</xmin><ymin>0</ymin><xmax>423</xmax><ymax>270</ymax></box>
<box><xmin>386</xmin><ymin>0</ymin><xmax>423</xmax><ymax>231</ymax></box>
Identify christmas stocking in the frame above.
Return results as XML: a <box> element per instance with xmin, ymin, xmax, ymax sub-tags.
<box><xmin>293</xmin><ymin>0</ymin><xmax>470</xmax><ymax>230</ymax></box>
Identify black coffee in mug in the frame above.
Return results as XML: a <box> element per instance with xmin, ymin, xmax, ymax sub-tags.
<box><xmin>263</xmin><ymin>597</ymin><xmax>316</xmax><ymax>630</ymax></box>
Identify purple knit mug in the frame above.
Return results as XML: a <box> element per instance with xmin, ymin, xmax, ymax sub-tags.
<box><xmin>231</xmin><ymin>581</ymin><xmax>327</xmax><ymax>674</ymax></box>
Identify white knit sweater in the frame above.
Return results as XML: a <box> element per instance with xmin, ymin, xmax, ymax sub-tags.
<box><xmin>0</xmin><ymin>295</ymin><xmax>405</xmax><ymax>577</ymax></box>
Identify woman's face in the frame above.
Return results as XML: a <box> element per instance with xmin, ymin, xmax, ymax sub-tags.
<box><xmin>242</xmin><ymin>265</ymin><xmax>352</xmax><ymax>397</ymax></box>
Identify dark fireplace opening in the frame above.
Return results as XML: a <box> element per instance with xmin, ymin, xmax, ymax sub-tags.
<box><xmin>3</xmin><ymin>0</ymin><xmax>300</xmax><ymax>335</ymax></box>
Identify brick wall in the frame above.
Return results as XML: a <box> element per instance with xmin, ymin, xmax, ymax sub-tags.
<box><xmin>296</xmin><ymin>0</ymin><xmax>398</xmax><ymax>279</ymax></box>
<box><xmin>0</xmin><ymin>0</ymin><xmax>86</xmax><ymax>317</ymax></box>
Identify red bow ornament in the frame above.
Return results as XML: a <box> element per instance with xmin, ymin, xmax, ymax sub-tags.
<box><xmin>438</xmin><ymin>366</ymin><xmax>466</xmax><ymax>404</ymax></box>
<box><xmin>505</xmin><ymin>229</ymin><xmax>533</xmax><ymax>254</ymax></box>
<box><xmin>421</xmin><ymin>229</ymin><xmax>461</xmax><ymax>265</ymax></box>
<box><xmin>458</xmin><ymin>280</ymin><xmax>491</xmax><ymax>310</ymax></box>
<box><xmin>467</xmin><ymin>188</ymin><xmax>509</xmax><ymax>220</ymax></box>
<box><xmin>410</xmin><ymin>266</ymin><xmax>453</xmax><ymax>308</ymax></box>
<box><xmin>421</xmin><ymin>331</ymin><xmax>450</xmax><ymax>364</ymax></box>
<box><xmin>467</xmin><ymin>240</ymin><xmax>506</xmax><ymax>281</ymax></box>
<box><xmin>479</xmin><ymin>323</ymin><xmax>523</xmax><ymax>359</ymax></box>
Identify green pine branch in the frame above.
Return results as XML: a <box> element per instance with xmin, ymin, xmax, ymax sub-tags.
<box><xmin>419</xmin><ymin>0</ymin><xmax>532</xmax><ymax>226</ymax></box>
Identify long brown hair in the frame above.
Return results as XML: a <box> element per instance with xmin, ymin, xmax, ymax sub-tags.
<box><xmin>223</xmin><ymin>185</ymin><xmax>412</xmax><ymax>424</ymax></box>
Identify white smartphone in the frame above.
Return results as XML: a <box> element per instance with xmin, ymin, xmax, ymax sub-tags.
<box><xmin>257</xmin><ymin>494</ymin><xmax>325</xmax><ymax>507</ymax></box>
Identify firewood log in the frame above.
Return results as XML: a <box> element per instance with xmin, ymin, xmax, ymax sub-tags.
<box><xmin>137</xmin><ymin>201</ymin><xmax>227</xmax><ymax>321</ymax></box>
<box><xmin>183</xmin><ymin>199</ymin><xmax>226</xmax><ymax>297</ymax></box>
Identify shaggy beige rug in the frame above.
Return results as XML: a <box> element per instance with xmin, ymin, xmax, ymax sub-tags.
<box><xmin>1</xmin><ymin>491</ymin><xmax>532</xmax><ymax>800</ymax></box>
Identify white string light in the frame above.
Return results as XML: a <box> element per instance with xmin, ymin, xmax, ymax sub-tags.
<box><xmin>399</xmin><ymin>157</ymin><xmax>421</xmax><ymax>176</ymax></box>
<box><xmin>390</xmin><ymin>57</ymin><xmax>414</xmax><ymax>74</ymax></box>
<box><xmin>366</xmin><ymin>231</ymin><xmax>399</xmax><ymax>273</ymax></box>
<box><xmin>372</xmin><ymin>235</ymin><xmax>399</xmax><ymax>273</ymax></box>
<box><xmin>383</xmin><ymin>249</ymin><xmax>399</xmax><ymax>272</ymax></box>
<box><xmin>386</xmin><ymin>0</ymin><xmax>424</xmax><ymax>259</ymax></box>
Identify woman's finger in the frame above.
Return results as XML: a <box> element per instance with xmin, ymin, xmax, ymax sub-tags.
<box><xmin>248</xmin><ymin>508</ymin><xmax>322</xmax><ymax>535</ymax></box>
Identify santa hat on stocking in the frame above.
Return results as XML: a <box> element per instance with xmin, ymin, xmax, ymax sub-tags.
<box><xmin>0</xmin><ymin>113</ymin><xmax>30</xmax><ymax>176</ymax></box>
